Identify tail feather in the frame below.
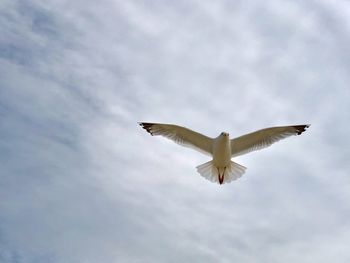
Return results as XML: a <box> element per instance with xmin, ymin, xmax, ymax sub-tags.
<box><xmin>196</xmin><ymin>161</ymin><xmax>216</xmax><ymax>183</ymax></box>
<box><xmin>196</xmin><ymin>161</ymin><xmax>246</xmax><ymax>184</ymax></box>
<box><xmin>225</xmin><ymin>161</ymin><xmax>246</xmax><ymax>183</ymax></box>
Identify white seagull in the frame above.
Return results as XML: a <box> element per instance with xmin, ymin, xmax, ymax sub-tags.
<box><xmin>139</xmin><ymin>123</ymin><xmax>310</xmax><ymax>185</ymax></box>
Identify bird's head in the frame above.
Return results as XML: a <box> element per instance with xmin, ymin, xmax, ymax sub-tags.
<box><xmin>221</xmin><ymin>132</ymin><xmax>229</xmax><ymax>137</ymax></box>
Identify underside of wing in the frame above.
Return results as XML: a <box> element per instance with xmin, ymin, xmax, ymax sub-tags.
<box><xmin>139</xmin><ymin>122</ymin><xmax>213</xmax><ymax>155</ymax></box>
<box><xmin>231</xmin><ymin>124</ymin><xmax>310</xmax><ymax>157</ymax></box>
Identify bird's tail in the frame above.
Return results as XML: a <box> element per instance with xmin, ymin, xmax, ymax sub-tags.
<box><xmin>196</xmin><ymin>160</ymin><xmax>246</xmax><ymax>185</ymax></box>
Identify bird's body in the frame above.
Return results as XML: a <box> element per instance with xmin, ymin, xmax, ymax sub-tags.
<box><xmin>211</xmin><ymin>133</ymin><xmax>232</xmax><ymax>184</ymax></box>
<box><xmin>139</xmin><ymin>122</ymin><xmax>310</xmax><ymax>185</ymax></box>
<box><xmin>213</xmin><ymin>133</ymin><xmax>231</xmax><ymax>168</ymax></box>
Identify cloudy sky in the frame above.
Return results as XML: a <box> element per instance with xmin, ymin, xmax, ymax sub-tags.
<box><xmin>1</xmin><ymin>0</ymin><xmax>350</xmax><ymax>262</ymax></box>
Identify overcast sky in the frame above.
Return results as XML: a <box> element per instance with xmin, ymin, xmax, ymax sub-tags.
<box><xmin>1</xmin><ymin>0</ymin><xmax>350</xmax><ymax>262</ymax></box>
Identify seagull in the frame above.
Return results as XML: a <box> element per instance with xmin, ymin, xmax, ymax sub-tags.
<box><xmin>139</xmin><ymin>123</ymin><xmax>310</xmax><ymax>185</ymax></box>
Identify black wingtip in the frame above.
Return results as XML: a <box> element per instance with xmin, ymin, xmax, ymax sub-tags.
<box><xmin>294</xmin><ymin>124</ymin><xmax>310</xmax><ymax>135</ymax></box>
<box><xmin>139</xmin><ymin>122</ymin><xmax>154</xmax><ymax>135</ymax></box>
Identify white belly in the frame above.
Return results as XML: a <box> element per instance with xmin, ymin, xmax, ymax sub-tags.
<box><xmin>212</xmin><ymin>137</ymin><xmax>231</xmax><ymax>167</ymax></box>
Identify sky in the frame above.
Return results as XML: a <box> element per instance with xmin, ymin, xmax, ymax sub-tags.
<box><xmin>1</xmin><ymin>0</ymin><xmax>350</xmax><ymax>262</ymax></box>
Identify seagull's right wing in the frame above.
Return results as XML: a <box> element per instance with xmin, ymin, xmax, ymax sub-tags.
<box><xmin>231</xmin><ymin>125</ymin><xmax>310</xmax><ymax>157</ymax></box>
<box><xmin>139</xmin><ymin>122</ymin><xmax>213</xmax><ymax>155</ymax></box>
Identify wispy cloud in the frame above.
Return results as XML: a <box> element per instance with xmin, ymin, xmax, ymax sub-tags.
<box><xmin>1</xmin><ymin>0</ymin><xmax>350</xmax><ymax>262</ymax></box>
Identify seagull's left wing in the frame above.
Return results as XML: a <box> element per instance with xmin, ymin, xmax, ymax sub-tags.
<box><xmin>231</xmin><ymin>125</ymin><xmax>310</xmax><ymax>157</ymax></box>
<box><xmin>139</xmin><ymin>122</ymin><xmax>213</xmax><ymax>155</ymax></box>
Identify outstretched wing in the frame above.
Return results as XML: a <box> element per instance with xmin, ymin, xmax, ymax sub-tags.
<box><xmin>139</xmin><ymin>122</ymin><xmax>213</xmax><ymax>155</ymax></box>
<box><xmin>231</xmin><ymin>125</ymin><xmax>310</xmax><ymax>157</ymax></box>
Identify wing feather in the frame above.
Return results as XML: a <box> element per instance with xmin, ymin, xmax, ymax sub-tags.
<box><xmin>139</xmin><ymin>122</ymin><xmax>213</xmax><ymax>155</ymax></box>
<box><xmin>231</xmin><ymin>125</ymin><xmax>310</xmax><ymax>157</ymax></box>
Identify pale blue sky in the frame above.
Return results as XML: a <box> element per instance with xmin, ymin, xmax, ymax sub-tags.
<box><xmin>1</xmin><ymin>0</ymin><xmax>350</xmax><ymax>262</ymax></box>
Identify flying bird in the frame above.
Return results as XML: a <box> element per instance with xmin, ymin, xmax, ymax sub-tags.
<box><xmin>139</xmin><ymin>122</ymin><xmax>310</xmax><ymax>185</ymax></box>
